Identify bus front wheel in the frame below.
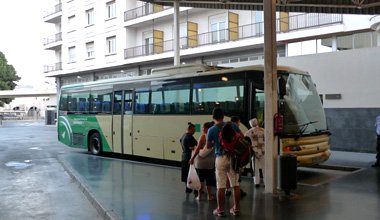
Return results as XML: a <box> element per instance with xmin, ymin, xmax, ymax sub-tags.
<box><xmin>89</xmin><ymin>133</ymin><xmax>102</xmax><ymax>155</ymax></box>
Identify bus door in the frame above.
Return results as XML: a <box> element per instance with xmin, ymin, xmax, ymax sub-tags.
<box><xmin>248</xmin><ymin>81</ymin><xmax>264</xmax><ymax>126</ymax></box>
<box><xmin>123</xmin><ymin>91</ymin><xmax>133</xmax><ymax>155</ymax></box>
<box><xmin>112</xmin><ymin>91</ymin><xmax>123</xmax><ymax>154</ymax></box>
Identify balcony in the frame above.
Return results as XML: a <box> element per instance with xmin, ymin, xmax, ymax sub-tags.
<box><xmin>124</xmin><ymin>13</ymin><xmax>343</xmax><ymax>59</ymax></box>
<box><xmin>43</xmin><ymin>2</ymin><xmax>62</xmax><ymax>23</ymax></box>
<box><xmin>43</xmin><ymin>32</ymin><xmax>62</xmax><ymax>50</ymax></box>
<box><xmin>44</xmin><ymin>62</ymin><xmax>62</xmax><ymax>73</ymax></box>
<box><xmin>124</xmin><ymin>3</ymin><xmax>171</xmax><ymax>22</ymax></box>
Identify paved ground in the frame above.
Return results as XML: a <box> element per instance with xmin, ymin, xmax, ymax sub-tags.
<box><xmin>0</xmin><ymin>121</ymin><xmax>102</xmax><ymax>220</ymax></box>
<box><xmin>1</xmin><ymin>120</ymin><xmax>379</xmax><ymax>220</ymax></box>
<box><xmin>60</xmin><ymin>145</ymin><xmax>380</xmax><ymax>219</ymax></box>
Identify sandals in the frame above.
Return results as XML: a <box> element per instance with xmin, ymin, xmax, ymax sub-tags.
<box><xmin>213</xmin><ymin>209</ymin><xmax>226</xmax><ymax>217</ymax></box>
<box><xmin>230</xmin><ymin>208</ymin><xmax>241</xmax><ymax>216</ymax></box>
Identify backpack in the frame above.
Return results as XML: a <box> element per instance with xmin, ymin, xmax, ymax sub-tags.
<box><xmin>219</xmin><ymin>122</ymin><xmax>251</xmax><ymax>167</ymax></box>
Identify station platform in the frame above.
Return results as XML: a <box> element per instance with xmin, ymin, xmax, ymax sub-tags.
<box><xmin>58</xmin><ymin>151</ymin><xmax>380</xmax><ymax>220</ymax></box>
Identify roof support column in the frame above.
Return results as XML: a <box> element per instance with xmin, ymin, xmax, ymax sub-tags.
<box><xmin>173</xmin><ymin>0</ymin><xmax>180</xmax><ymax>66</ymax></box>
<box><xmin>263</xmin><ymin>0</ymin><xmax>278</xmax><ymax>194</ymax></box>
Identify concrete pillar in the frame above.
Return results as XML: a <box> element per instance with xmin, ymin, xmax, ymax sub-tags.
<box><xmin>173</xmin><ymin>0</ymin><xmax>180</xmax><ymax>66</ymax></box>
<box><xmin>331</xmin><ymin>36</ymin><xmax>337</xmax><ymax>51</ymax></box>
<box><xmin>263</xmin><ymin>0</ymin><xmax>278</xmax><ymax>194</ymax></box>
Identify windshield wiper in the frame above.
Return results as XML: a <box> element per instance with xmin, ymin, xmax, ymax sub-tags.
<box><xmin>299</xmin><ymin>121</ymin><xmax>318</xmax><ymax>135</ymax></box>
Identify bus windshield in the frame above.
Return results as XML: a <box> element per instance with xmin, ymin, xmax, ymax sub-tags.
<box><xmin>282</xmin><ymin>73</ymin><xmax>327</xmax><ymax>135</ymax></box>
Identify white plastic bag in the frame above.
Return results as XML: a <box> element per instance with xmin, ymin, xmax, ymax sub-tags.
<box><xmin>186</xmin><ymin>164</ymin><xmax>201</xmax><ymax>190</ymax></box>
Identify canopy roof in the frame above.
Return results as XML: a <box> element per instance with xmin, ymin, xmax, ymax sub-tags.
<box><xmin>141</xmin><ymin>0</ymin><xmax>380</xmax><ymax>15</ymax></box>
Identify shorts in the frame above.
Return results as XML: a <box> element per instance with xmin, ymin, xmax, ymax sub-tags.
<box><xmin>215</xmin><ymin>155</ymin><xmax>240</xmax><ymax>189</ymax></box>
<box><xmin>196</xmin><ymin>168</ymin><xmax>216</xmax><ymax>187</ymax></box>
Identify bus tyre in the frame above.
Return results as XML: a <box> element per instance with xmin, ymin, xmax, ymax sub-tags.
<box><xmin>89</xmin><ymin>133</ymin><xmax>102</xmax><ymax>155</ymax></box>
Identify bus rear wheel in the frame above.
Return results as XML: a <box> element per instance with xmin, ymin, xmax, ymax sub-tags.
<box><xmin>89</xmin><ymin>133</ymin><xmax>102</xmax><ymax>155</ymax></box>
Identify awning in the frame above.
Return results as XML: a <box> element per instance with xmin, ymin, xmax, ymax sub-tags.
<box><xmin>141</xmin><ymin>0</ymin><xmax>380</xmax><ymax>14</ymax></box>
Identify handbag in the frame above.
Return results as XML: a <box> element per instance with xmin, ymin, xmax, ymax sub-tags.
<box><xmin>198</xmin><ymin>147</ymin><xmax>213</xmax><ymax>158</ymax></box>
<box><xmin>187</xmin><ymin>164</ymin><xmax>201</xmax><ymax>190</ymax></box>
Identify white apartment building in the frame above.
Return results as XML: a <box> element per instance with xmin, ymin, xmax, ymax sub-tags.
<box><xmin>43</xmin><ymin>0</ymin><xmax>380</xmax><ymax>153</ymax></box>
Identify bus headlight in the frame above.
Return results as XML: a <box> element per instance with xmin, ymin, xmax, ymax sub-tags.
<box><xmin>283</xmin><ymin>145</ymin><xmax>301</xmax><ymax>152</ymax></box>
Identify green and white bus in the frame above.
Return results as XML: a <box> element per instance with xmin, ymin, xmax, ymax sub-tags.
<box><xmin>58</xmin><ymin>64</ymin><xmax>330</xmax><ymax>166</ymax></box>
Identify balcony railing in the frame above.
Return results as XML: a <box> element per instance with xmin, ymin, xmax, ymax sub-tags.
<box><xmin>43</xmin><ymin>3</ymin><xmax>62</xmax><ymax>18</ymax></box>
<box><xmin>124</xmin><ymin>13</ymin><xmax>343</xmax><ymax>59</ymax></box>
<box><xmin>43</xmin><ymin>32</ymin><xmax>62</xmax><ymax>46</ymax></box>
<box><xmin>286</xmin><ymin>13</ymin><xmax>343</xmax><ymax>31</ymax></box>
<box><xmin>124</xmin><ymin>4</ymin><xmax>171</xmax><ymax>22</ymax></box>
<box><xmin>44</xmin><ymin>62</ymin><xmax>62</xmax><ymax>73</ymax></box>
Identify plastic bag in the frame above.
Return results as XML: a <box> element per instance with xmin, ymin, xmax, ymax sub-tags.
<box><xmin>186</xmin><ymin>164</ymin><xmax>201</xmax><ymax>190</ymax></box>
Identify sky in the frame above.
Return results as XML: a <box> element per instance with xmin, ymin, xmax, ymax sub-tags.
<box><xmin>0</xmin><ymin>0</ymin><xmax>55</xmax><ymax>90</ymax></box>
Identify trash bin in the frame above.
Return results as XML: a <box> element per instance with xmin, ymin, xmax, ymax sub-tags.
<box><xmin>45</xmin><ymin>110</ymin><xmax>57</xmax><ymax>125</ymax></box>
<box><xmin>278</xmin><ymin>154</ymin><xmax>297</xmax><ymax>195</ymax></box>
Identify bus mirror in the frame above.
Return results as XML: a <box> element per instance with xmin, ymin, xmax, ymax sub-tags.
<box><xmin>278</xmin><ymin>77</ymin><xmax>286</xmax><ymax>99</ymax></box>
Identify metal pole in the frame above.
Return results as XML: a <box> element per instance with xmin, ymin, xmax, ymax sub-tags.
<box><xmin>263</xmin><ymin>0</ymin><xmax>278</xmax><ymax>194</ymax></box>
<box><xmin>173</xmin><ymin>0</ymin><xmax>180</xmax><ymax>66</ymax></box>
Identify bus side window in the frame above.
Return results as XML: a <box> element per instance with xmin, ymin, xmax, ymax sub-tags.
<box><xmin>94</xmin><ymin>99</ymin><xmax>102</xmax><ymax>112</ymax></box>
<box><xmin>113</xmin><ymin>91</ymin><xmax>123</xmax><ymax>114</ymax></box>
<box><xmin>59</xmin><ymin>94</ymin><xmax>68</xmax><ymax>111</ymax></box>
<box><xmin>79</xmin><ymin>98</ymin><xmax>86</xmax><ymax>112</ymax></box>
<box><xmin>68</xmin><ymin>97</ymin><xmax>77</xmax><ymax>113</ymax></box>
<box><xmin>124</xmin><ymin>91</ymin><xmax>133</xmax><ymax>114</ymax></box>
<box><xmin>103</xmin><ymin>101</ymin><xmax>111</xmax><ymax>113</ymax></box>
<box><xmin>158</xmin><ymin>81</ymin><xmax>190</xmax><ymax>114</ymax></box>
<box><xmin>124</xmin><ymin>102</ymin><xmax>131</xmax><ymax>111</ymax></box>
<box><xmin>134</xmin><ymin>91</ymin><xmax>150</xmax><ymax>114</ymax></box>
<box><xmin>101</xmin><ymin>91</ymin><xmax>112</xmax><ymax>114</ymax></box>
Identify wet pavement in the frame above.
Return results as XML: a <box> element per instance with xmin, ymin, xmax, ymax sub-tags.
<box><xmin>59</xmin><ymin>151</ymin><xmax>380</xmax><ymax>220</ymax></box>
<box><xmin>0</xmin><ymin>121</ymin><xmax>102</xmax><ymax>220</ymax></box>
<box><xmin>1</xmin><ymin>120</ymin><xmax>379</xmax><ymax>220</ymax></box>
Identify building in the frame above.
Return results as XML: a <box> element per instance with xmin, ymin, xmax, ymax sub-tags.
<box><xmin>43</xmin><ymin>0</ymin><xmax>380</xmax><ymax>153</ymax></box>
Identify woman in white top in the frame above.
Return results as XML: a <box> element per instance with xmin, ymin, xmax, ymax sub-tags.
<box><xmin>245</xmin><ymin>118</ymin><xmax>265</xmax><ymax>186</ymax></box>
<box><xmin>190</xmin><ymin>121</ymin><xmax>215</xmax><ymax>200</ymax></box>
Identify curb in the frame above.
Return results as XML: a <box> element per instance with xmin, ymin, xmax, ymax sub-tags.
<box><xmin>58</xmin><ymin>155</ymin><xmax>122</xmax><ymax>220</ymax></box>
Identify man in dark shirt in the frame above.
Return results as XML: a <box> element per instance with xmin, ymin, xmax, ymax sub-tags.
<box><xmin>181</xmin><ymin>122</ymin><xmax>197</xmax><ymax>193</ymax></box>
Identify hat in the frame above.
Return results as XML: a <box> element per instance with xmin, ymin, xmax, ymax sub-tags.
<box><xmin>249</xmin><ymin>118</ymin><xmax>258</xmax><ymax>128</ymax></box>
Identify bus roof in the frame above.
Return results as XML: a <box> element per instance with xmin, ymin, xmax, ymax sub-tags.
<box><xmin>61</xmin><ymin>64</ymin><xmax>308</xmax><ymax>91</ymax></box>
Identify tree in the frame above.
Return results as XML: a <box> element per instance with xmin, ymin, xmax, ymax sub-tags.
<box><xmin>0</xmin><ymin>51</ymin><xmax>21</xmax><ymax>107</ymax></box>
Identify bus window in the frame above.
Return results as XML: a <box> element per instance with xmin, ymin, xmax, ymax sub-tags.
<box><xmin>67</xmin><ymin>96</ymin><xmax>77</xmax><ymax>113</ymax></box>
<box><xmin>162</xmin><ymin>83</ymin><xmax>190</xmax><ymax>114</ymax></box>
<box><xmin>66</xmin><ymin>91</ymin><xmax>90</xmax><ymax>113</ymax></box>
<box><xmin>135</xmin><ymin>89</ymin><xmax>150</xmax><ymax>114</ymax></box>
<box><xmin>192</xmin><ymin>79</ymin><xmax>244</xmax><ymax>115</ymax></box>
<box><xmin>151</xmin><ymin>86</ymin><xmax>163</xmax><ymax>114</ymax></box>
<box><xmin>124</xmin><ymin>91</ymin><xmax>133</xmax><ymax>114</ymax></box>
<box><xmin>113</xmin><ymin>91</ymin><xmax>122</xmax><ymax>115</ymax></box>
<box><xmin>100</xmin><ymin>91</ymin><xmax>112</xmax><ymax>114</ymax></box>
<box><xmin>254</xmin><ymin>89</ymin><xmax>264</xmax><ymax>127</ymax></box>
<box><xmin>59</xmin><ymin>93</ymin><xmax>68</xmax><ymax>111</ymax></box>
<box><xmin>149</xmin><ymin>81</ymin><xmax>191</xmax><ymax>114</ymax></box>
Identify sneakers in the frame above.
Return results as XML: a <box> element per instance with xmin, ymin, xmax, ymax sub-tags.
<box><xmin>213</xmin><ymin>209</ymin><xmax>226</xmax><ymax>217</ymax></box>
<box><xmin>230</xmin><ymin>208</ymin><xmax>241</xmax><ymax>216</ymax></box>
<box><xmin>213</xmin><ymin>208</ymin><xmax>240</xmax><ymax>216</ymax></box>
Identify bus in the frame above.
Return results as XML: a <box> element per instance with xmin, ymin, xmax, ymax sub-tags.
<box><xmin>57</xmin><ymin>64</ymin><xmax>330</xmax><ymax>166</ymax></box>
